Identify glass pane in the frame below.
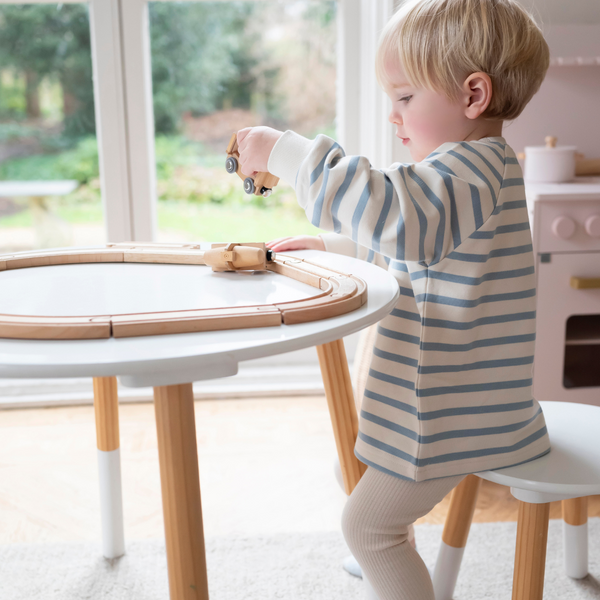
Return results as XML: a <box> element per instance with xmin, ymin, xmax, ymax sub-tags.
<box><xmin>148</xmin><ymin>1</ymin><xmax>336</xmax><ymax>243</ymax></box>
<box><xmin>0</xmin><ymin>4</ymin><xmax>103</xmax><ymax>253</ymax></box>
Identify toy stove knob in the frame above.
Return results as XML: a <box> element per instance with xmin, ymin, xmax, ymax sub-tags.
<box><xmin>551</xmin><ymin>216</ymin><xmax>576</xmax><ymax>239</ymax></box>
<box><xmin>584</xmin><ymin>214</ymin><xmax>600</xmax><ymax>237</ymax></box>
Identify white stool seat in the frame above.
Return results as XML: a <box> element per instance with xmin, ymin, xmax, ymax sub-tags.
<box><xmin>477</xmin><ymin>401</ymin><xmax>600</xmax><ymax>503</ymax></box>
<box><xmin>434</xmin><ymin>401</ymin><xmax>600</xmax><ymax>600</ymax></box>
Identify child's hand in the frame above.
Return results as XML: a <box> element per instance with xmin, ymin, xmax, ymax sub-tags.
<box><xmin>266</xmin><ymin>236</ymin><xmax>325</xmax><ymax>253</ymax></box>
<box><xmin>237</xmin><ymin>126</ymin><xmax>283</xmax><ymax>177</ymax></box>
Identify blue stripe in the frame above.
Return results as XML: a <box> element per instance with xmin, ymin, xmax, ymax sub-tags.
<box><xmin>364</xmin><ymin>388</ymin><xmax>417</xmax><ymax>416</ymax></box>
<box><xmin>409</xmin><ymin>266</ymin><xmax>535</xmax><ymax>285</ymax></box>
<box><xmin>399</xmin><ymin>286</ymin><xmax>414</xmax><ymax>297</ymax></box>
<box><xmin>361</xmin><ymin>407</ymin><xmax>542</xmax><ymax>444</ymax></box>
<box><xmin>469</xmin><ymin>221</ymin><xmax>530</xmax><ymax>239</ymax></box>
<box><xmin>418</xmin><ymin>355</ymin><xmax>534</xmax><ymax>374</ymax></box>
<box><xmin>354</xmin><ymin>450</ymin><xmax>414</xmax><ymax>481</ymax></box>
<box><xmin>407</xmin><ymin>167</ymin><xmax>446</xmax><ymax>264</ymax></box>
<box><xmin>421</xmin><ymin>333</ymin><xmax>536</xmax><ymax>352</ymax></box>
<box><xmin>429</xmin><ymin>159</ymin><xmax>457</xmax><ymax>177</ymax></box>
<box><xmin>446</xmin><ymin>243</ymin><xmax>533</xmax><ymax>263</ymax></box>
<box><xmin>417</xmin><ymin>378</ymin><xmax>533</xmax><ymax>397</ymax></box>
<box><xmin>331</xmin><ymin>156</ymin><xmax>360</xmax><ymax>232</ymax></box>
<box><xmin>484</xmin><ymin>143</ymin><xmax>504</xmax><ymax>163</ymax></box>
<box><xmin>378</xmin><ymin>325</ymin><xmax>420</xmax><ymax>345</ymax></box>
<box><xmin>399</xmin><ymin>168</ymin><xmax>426</xmax><ymax>262</ymax></box>
<box><xmin>506</xmin><ymin>157</ymin><xmax>520</xmax><ymax>164</ymax></box>
<box><xmin>357</xmin><ymin>425</ymin><xmax>548</xmax><ymax>466</ymax></box>
<box><xmin>419</xmin><ymin>399</ymin><xmax>534</xmax><ymax>420</ymax></box>
<box><xmin>373</xmin><ymin>346</ymin><xmax>419</xmax><ymax>368</ymax></box>
<box><xmin>367</xmin><ymin>248</ymin><xmax>375</xmax><ymax>263</ymax></box>
<box><xmin>469</xmin><ymin>183</ymin><xmax>484</xmax><ymax>228</ymax></box>
<box><xmin>364</xmin><ymin>388</ymin><xmax>534</xmax><ymax>419</ymax></box>
<box><xmin>369</xmin><ymin>368</ymin><xmax>415</xmax><ymax>390</ymax></box>
<box><xmin>391</xmin><ymin>308</ymin><xmax>421</xmax><ymax>322</ymax></box>
<box><xmin>501</xmin><ymin>178</ymin><xmax>523</xmax><ymax>189</ymax></box>
<box><xmin>310</xmin><ymin>141</ymin><xmax>339</xmax><ymax>185</ymax></box>
<box><xmin>430</xmin><ymin>160</ymin><xmax>461</xmax><ymax>248</ymax></box>
<box><xmin>448</xmin><ymin>149</ymin><xmax>498</xmax><ymax>205</ymax></box>
<box><xmin>460</xmin><ymin>142</ymin><xmax>503</xmax><ymax>184</ymax></box>
<box><xmin>391</xmin><ymin>260</ymin><xmax>408</xmax><ymax>272</ymax></box>
<box><xmin>350</xmin><ymin>181</ymin><xmax>372</xmax><ymax>241</ymax></box>
<box><xmin>494</xmin><ymin>199</ymin><xmax>527</xmax><ymax>213</ymax></box>
<box><xmin>310</xmin><ymin>142</ymin><xmax>341</xmax><ymax>227</ymax></box>
<box><xmin>488</xmin><ymin>140</ymin><xmax>506</xmax><ymax>149</ymax></box>
<box><xmin>415</xmin><ymin>288</ymin><xmax>536</xmax><ymax>307</ymax></box>
<box><xmin>422</xmin><ymin>311</ymin><xmax>535</xmax><ymax>330</ymax></box>
<box><xmin>372</xmin><ymin>175</ymin><xmax>394</xmax><ymax>253</ymax></box>
<box><xmin>358</xmin><ymin>432</ymin><xmax>418</xmax><ymax>465</ymax></box>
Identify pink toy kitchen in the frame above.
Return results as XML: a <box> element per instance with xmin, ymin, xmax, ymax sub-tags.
<box><xmin>504</xmin><ymin>25</ymin><xmax>600</xmax><ymax>407</ymax></box>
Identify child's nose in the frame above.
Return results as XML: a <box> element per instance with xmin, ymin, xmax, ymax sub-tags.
<box><xmin>388</xmin><ymin>111</ymin><xmax>401</xmax><ymax>125</ymax></box>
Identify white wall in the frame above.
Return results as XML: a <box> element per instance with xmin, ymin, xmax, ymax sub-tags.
<box><xmin>519</xmin><ymin>0</ymin><xmax>600</xmax><ymax>25</ymax></box>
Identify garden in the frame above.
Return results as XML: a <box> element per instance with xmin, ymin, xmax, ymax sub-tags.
<box><xmin>0</xmin><ymin>1</ymin><xmax>336</xmax><ymax>251</ymax></box>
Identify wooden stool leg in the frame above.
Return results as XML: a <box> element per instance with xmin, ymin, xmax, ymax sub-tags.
<box><xmin>512</xmin><ymin>501</ymin><xmax>550</xmax><ymax>600</ymax></box>
<box><xmin>154</xmin><ymin>383</ymin><xmax>209</xmax><ymax>600</ymax></box>
<box><xmin>93</xmin><ymin>376</ymin><xmax>125</xmax><ymax>559</ymax></box>
<box><xmin>562</xmin><ymin>497</ymin><xmax>588</xmax><ymax>579</ymax></box>
<box><xmin>316</xmin><ymin>339</ymin><xmax>366</xmax><ymax>495</ymax></box>
<box><xmin>432</xmin><ymin>475</ymin><xmax>481</xmax><ymax>600</ymax></box>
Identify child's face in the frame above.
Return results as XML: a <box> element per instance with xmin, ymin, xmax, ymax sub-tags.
<box><xmin>383</xmin><ymin>60</ymin><xmax>472</xmax><ymax>162</ymax></box>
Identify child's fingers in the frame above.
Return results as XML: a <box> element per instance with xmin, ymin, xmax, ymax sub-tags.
<box><xmin>269</xmin><ymin>238</ymin><xmax>309</xmax><ymax>252</ymax></box>
<box><xmin>266</xmin><ymin>237</ymin><xmax>292</xmax><ymax>248</ymax></box>
<box><xmin>236</xmin><ymin>127</ymin><xmax>252</xmax><ymax>146</ymax></box>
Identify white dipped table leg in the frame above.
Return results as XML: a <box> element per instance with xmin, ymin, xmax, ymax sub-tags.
<box><xmin>562</xmin><ymin>497</ymin><xmax>588</xmax><ymax>579</ymax></box>
<box><xmin>93</xmin><ymin>377</ymin><xmax>125</xmax><ymax>559</ymax></box>
<box><xmin>97</xmin><ymin>447</ymin><xmax>125</xmax><ymax>558</ymax></box>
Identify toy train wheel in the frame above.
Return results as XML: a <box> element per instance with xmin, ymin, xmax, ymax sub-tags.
<box><xmin>225</xmin><ymin>156</ymin><xmax>238</xmax><ymax>174</ymax></box>
<box><xmin>244</xmin><ymin>177</ymin><xmax>255</xmax><ymax>195</ymax></box>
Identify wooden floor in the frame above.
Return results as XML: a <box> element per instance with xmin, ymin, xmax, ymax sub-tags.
<box><xmin>1</xmin><ymin>395</ymin><xmax>599</xmax><ymax>545</ymax></box>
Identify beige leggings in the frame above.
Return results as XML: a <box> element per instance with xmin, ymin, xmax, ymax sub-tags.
<box><xmin>342</xmin><ymin>467</ymin><xmax>464</xmax><ymax>600</ymax></box>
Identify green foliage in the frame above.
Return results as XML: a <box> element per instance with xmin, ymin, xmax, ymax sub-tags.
<box><xmin>0</xmin><ymin>135</ymin><xmax>98</xmax><ymax>183</ymax></box>
<box><xmin>0</xmin><ymin>4</ymin><xmax>94</xmax><ymax>138</ymax></box>
<box><xmin>148</xmin><ymin>2</ymin><xmax>259</xmax><ymax>133</ymax></box>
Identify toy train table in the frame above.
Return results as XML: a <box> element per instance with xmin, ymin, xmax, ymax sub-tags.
<box><xmin>0</xmin><ymin>243</ymin><xmax>400</xmax><ymax>600</ymax></box>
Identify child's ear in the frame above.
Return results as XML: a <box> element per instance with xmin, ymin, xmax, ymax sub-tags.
<box><xmin>462</xmin><ymin>72</ymin><xmax>493</xmax><ymax>120</ymax></box>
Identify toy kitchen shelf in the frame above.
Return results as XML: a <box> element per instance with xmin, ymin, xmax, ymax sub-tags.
<box><xmin>546</xmin><ymin>24</ymin><xmax>600</xmax><ymax>67</ymax></box>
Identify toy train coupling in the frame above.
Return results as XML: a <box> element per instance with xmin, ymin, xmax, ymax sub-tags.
<box><xmin>203</xmin><ymin>242</ymin><xmax>276</xmax><ymax>272</ymax></box>
<box><xmin>225</xmin><ymin>133</ymin><xmax>280</xmax><ymax>198</ymax></box>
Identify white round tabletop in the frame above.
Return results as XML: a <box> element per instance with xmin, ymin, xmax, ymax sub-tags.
<box><xmin>0</xmin><ymin>248</ymin><xmax>399</xmax><ymax>388</ymax></box>
<box><xmin>477</xmin><ymin>401</ymin><xmax>600</xmax><ymax>499</ymax></box>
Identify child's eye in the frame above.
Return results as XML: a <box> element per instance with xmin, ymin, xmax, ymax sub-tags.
<box><xmin>399</xmin><ymin>95</ymin><xmax>412</xmax><ymax>103</ymax></box>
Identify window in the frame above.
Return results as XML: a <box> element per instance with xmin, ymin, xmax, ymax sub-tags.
<box><xmin>0</xmin><ymin>3</ymin><xmax>103</xmax><ymax>253</ymax></box>
<box><xmin>146</xmin><ymin>1</ymin><xmax>336</xmax><ymax>244</ymax></box>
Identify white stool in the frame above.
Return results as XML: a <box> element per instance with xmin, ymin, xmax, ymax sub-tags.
<box><xmin>433</xmin><ymin>401</ymin><xmax>600</xmax><ymax>600</ymax></box>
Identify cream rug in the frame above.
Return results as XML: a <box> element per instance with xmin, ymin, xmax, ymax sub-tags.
<box><xmin>1</xmin><ymin>520</ymin><xmax>599</xmax><ymax>599</ymax></box>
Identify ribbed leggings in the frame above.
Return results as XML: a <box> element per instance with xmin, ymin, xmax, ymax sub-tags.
<box><xmin>342</xmin><ymin>467</ymin><xmax>465</xmax><ymax>600</ymax></box>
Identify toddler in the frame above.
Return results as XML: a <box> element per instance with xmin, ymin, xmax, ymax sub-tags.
<box><xmin>238</xmin><ymin>0</ymin><xmax>551</xmax><ymax>598</ymax></box>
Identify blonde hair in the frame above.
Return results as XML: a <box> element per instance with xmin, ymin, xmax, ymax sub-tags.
<box><xmin>376</xmin><ymin>0</ymin><xmax>550</xmax><ymax>121</ymax></box>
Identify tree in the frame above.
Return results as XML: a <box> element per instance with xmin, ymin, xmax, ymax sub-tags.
<box><xmin>0</xmin><ymin>3</ymin><xmax>261</xmax><ymax>138</ymax></box>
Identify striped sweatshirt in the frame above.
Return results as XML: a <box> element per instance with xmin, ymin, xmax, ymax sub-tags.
<box><xmin>268</xmin><ymin>131</ymin><xmax>550</xmax><ymax>482</ymax></box>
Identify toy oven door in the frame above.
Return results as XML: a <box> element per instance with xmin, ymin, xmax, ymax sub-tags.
<box><xmin>534</xmin><ymin>251</ymin><xmax>600</xmax><ymax>406</ymax></box>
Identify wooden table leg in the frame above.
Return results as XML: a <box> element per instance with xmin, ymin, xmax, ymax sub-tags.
<box><xmin>154</xmin><ymin>383</ymin><xmax>209</xmax><ymax>600</ymax></box>
<box><xmin>432</xmin><ymin>474</ymin><xmax>481</xmax><ymax>599</ymax></box>
<box><xmin>93</xmin><ymin>376</ymin><xmax>125</xmax><ymax>559</ymax></box>
<box><xmin>562</xmin><ymin>497</ymin><xmax>588</xmax><ymax>578</ymax></box>
<box><xmin>512</xmin><ymin>501</ymin><xmax>550</xmax><ymax>600</ymax></box>
<box><xmin>316</xmin><ymin>339</ymin><xmax>366</xmax><ymax>495</ymax></box>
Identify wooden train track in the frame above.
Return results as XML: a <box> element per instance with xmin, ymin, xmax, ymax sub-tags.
<box><xmin>0</xmin><ymin>242</ymin><xmax>367</xmax><ymax>340</ymax></box>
